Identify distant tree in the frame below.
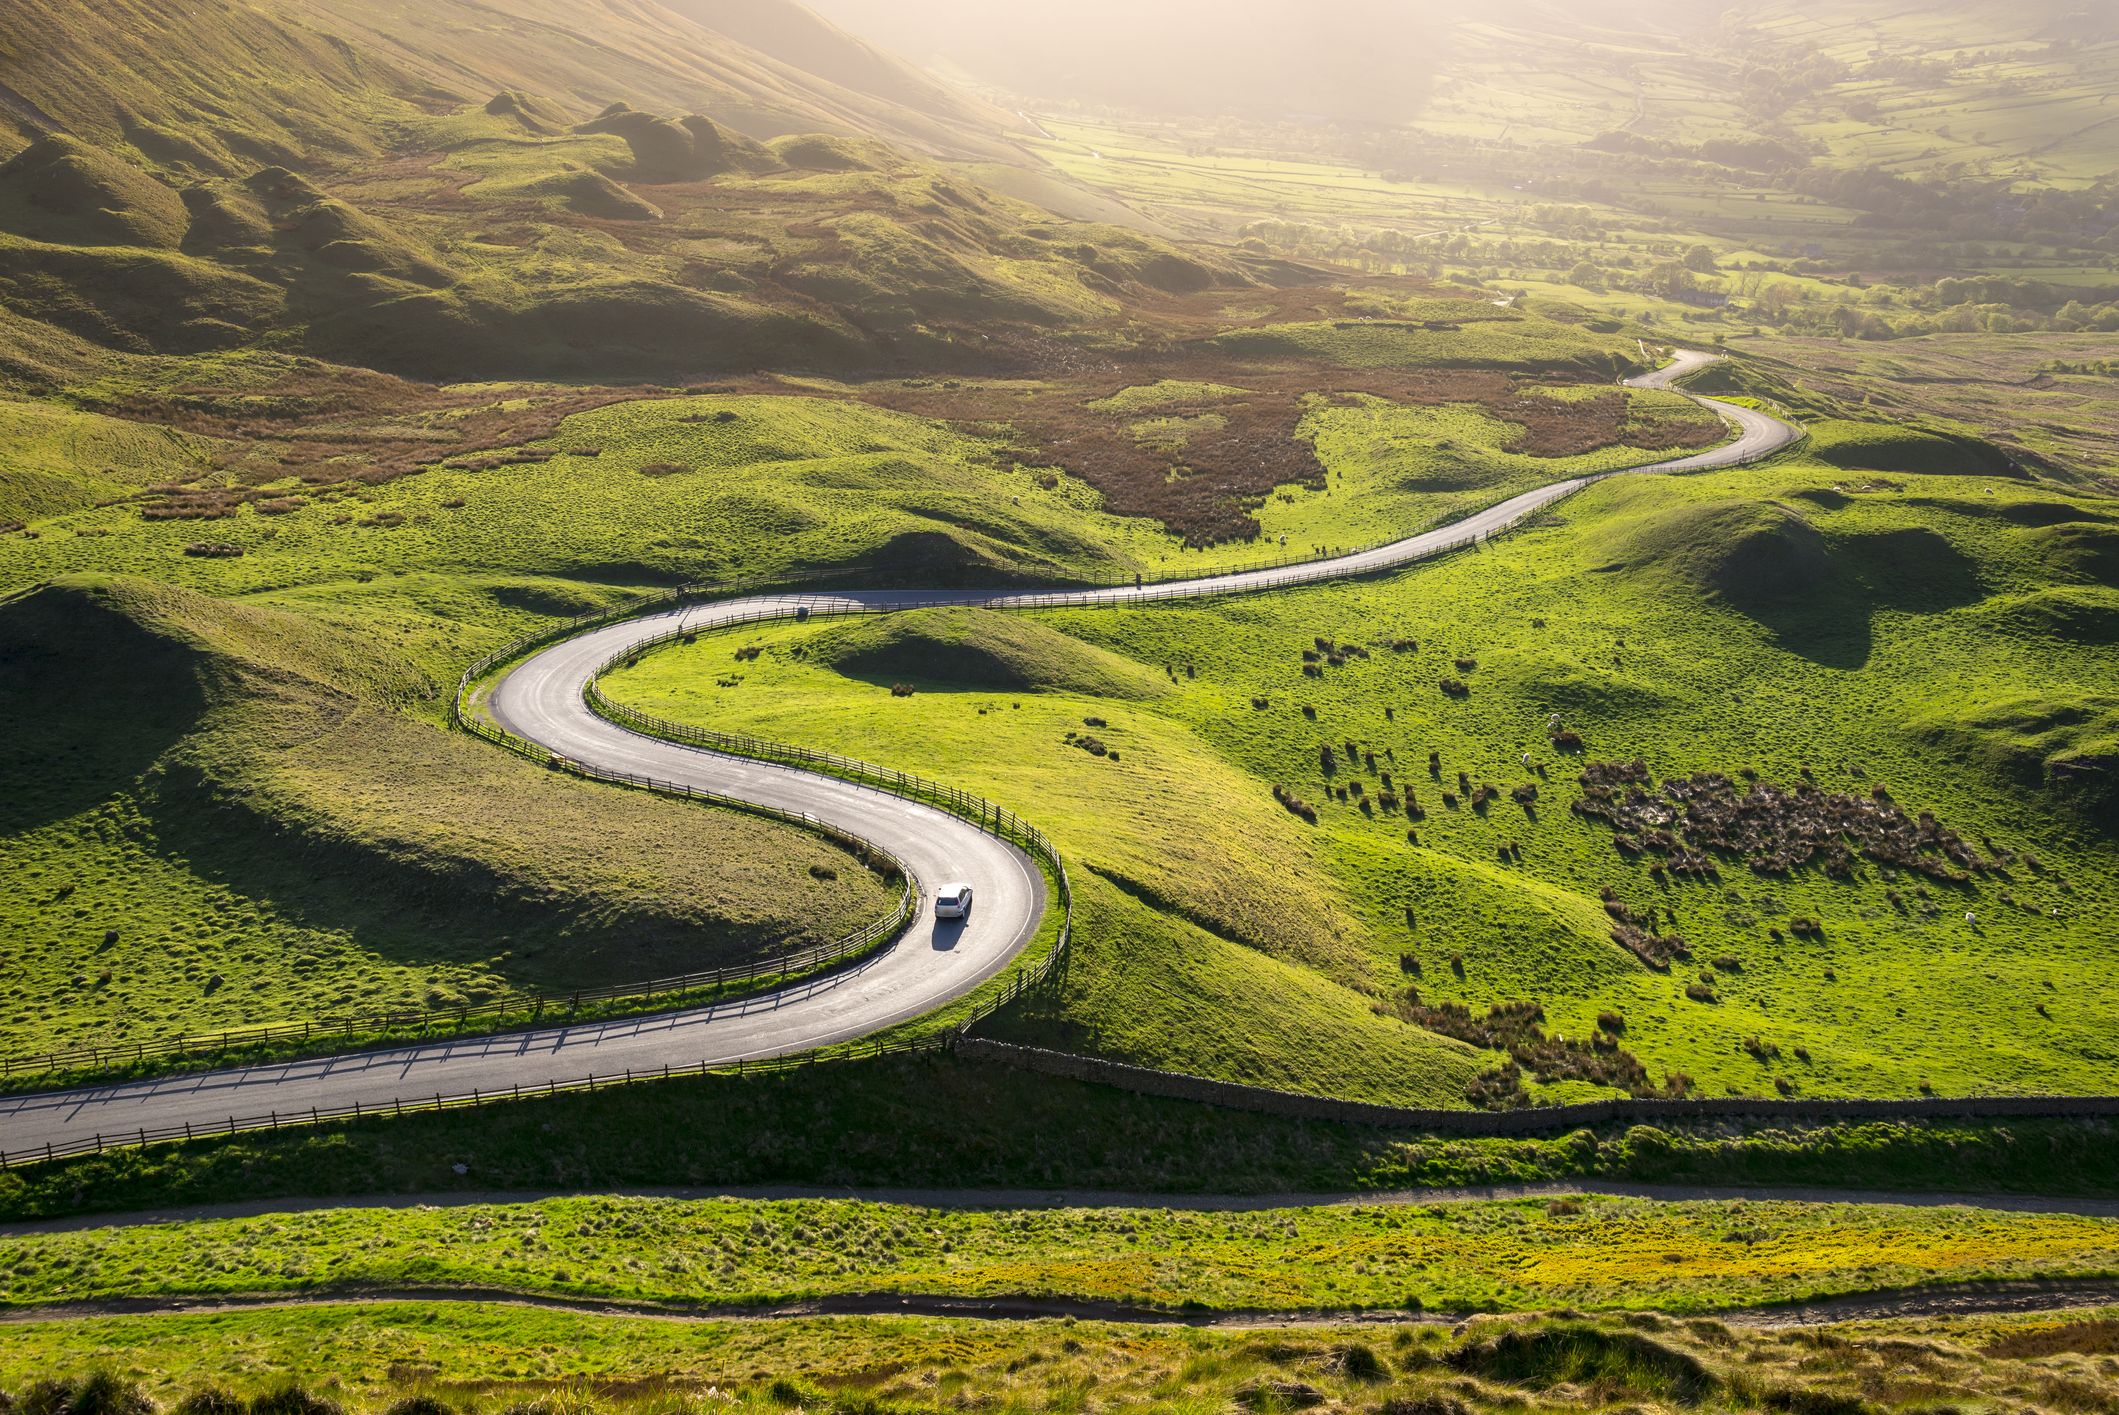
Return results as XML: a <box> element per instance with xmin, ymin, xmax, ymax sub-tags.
<box><xmin>1683</xmin><ymin>244</ymin><xmax>1720</xmax><ymax>274</ymax></box>
<box><xmin>1567</xmin><ymin>261</ymin><xmax>1606</xmax><ymax>290</ymax></box>
<box><xmin>1754</xmin><ymin>282</ymin><xmax>1804</xmax><ymax>320</ymax></box>
<box><xmin>1644</xmin><ymin>260</ymin><xmax>1698</xmax><ymax>298</ymax></box>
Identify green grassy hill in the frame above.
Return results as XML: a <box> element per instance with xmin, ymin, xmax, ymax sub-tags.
<box><xmin>0</xmin><ymin>575</ymin><xmax>897</xmax><ymax>1053</ymax></box>
<box><xmin>607</xmin><ymin>437</ymin><xmax>2119</xmax><ymax>1104</ymax></box>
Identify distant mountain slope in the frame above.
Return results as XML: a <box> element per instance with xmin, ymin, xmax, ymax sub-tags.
<box><xmin>0</xmin><ymin>0</ymin><xmax>1236</xmax><ymax>378</ymax></box>
<box><xmin>0</xmin><ymin>0</ymin><xmax>1028</xmax><ymax>165</ymax></box>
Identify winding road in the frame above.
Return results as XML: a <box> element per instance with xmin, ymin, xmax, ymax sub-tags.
<box><xmin>0</xmin><ymin>352</ymin><xmax>1799</xmax><ymax>1156</ymax></box>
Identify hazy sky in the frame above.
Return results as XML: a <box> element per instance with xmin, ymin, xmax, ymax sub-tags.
<box><xmin>797</xmin><ymin>0</ymin><xmax>1458</xmax><ymax>123</ymax></box>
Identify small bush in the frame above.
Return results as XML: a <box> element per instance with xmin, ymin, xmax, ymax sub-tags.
<box><xmin>1439</xmin><ymin>678</ymin><xmax>1470</xmax><ymax>697</ymax></box>
<box><xmin>1686</xmin><ymin>981</ymin><xmax>1718</xmax><ymax>1003</ymax></box>
<box><xmin>183</xmin><ymin>541</ymin><xmax>244</xmax><ymax>558</ymax></box>
<box><xmin>639</xmin><ymin>461</ymin><xmax>689</xmax><ymax>477</ymax></box>
<box><xmin>174</xmin><ymin>1390</ymin><xmax>244</xmax><ymax>1415</ymax></box>
<box><xmin>1597</xmin><ymin>1010</ymin><xmax>1626</xmax><ymax>1033</ymax></box>
<box><xmin>20</xmin><ymin>1375</ymin><xmax>154</xmax><ymax>1415</ymax></box>
<box><xmin>1453</xmin><ymin>657</ymin><xmax>1478</xmax><ymax>672</ymax></box>
<box><xmin>889</xmin><ymin>682</ymin><xmax>915</xmax><ymax>697</ymax></box>
<box><xmin>1332</xmin><ymin>1343</ymin><xmax>1389</xmax><ymax>1383</ymax></box>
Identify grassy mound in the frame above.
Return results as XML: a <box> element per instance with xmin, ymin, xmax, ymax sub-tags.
<box><xmin>770</xmin><ymin>133</ymin><xmax>883</xmax><ymax>172</ymax></box>
<box><xmin>1969</xmin><ymin>585</ymin><xmax>2119</xmax><ymax>644</ymax></box>
<box><xmin>806</xmin><ymin>607</ymin><xmax>1171</xmax><ymax>699</ymax></box>
<box><xmin>176</xmin><ymin>182</ymin><xmax>276</xmax><ymax>253</ymax></box>
<box><xmin>1448</xmin><ymin>1323</ymin><xmax>1718</xmax><ymax>1402</ymax></box>
<box><xmin>481</xmin><ymin>90</ymin><xmax>567</xmax><ymax>135</ymax></box>
<box><xmin>1907</xmin><ymin>692</ymin><xmax>2119</xmax><ymax>825</ymax></box>
<box><xmin>2023</xmin><ymin>521</ymin><xmax>2119</xmax><ymax>587</ymax></box>
<box><xmin>1582</xmin><ymin>490</ymin><xmax>1982</xmax><ymax>662</ymax></box>
<box><xmin>0</xmin><ymin>134</ymin><xmax>188</xmax><ymax>248</ymax></box>
<box><xmin>576</xmin><ymin>107</ymin><xmax>774</xmax><ymax>181</ymax></box>
<box><xmin>505</xmin><ymin>170</ymin><xmax>661</xmax><ymax>221</ymax></box>
<box><xmin>1588</xmin><ymin>493</ymin><xmax>1847</xmax><ymax>605</ymax></box>
<box><xmin>1806</xmin><ymin>419</ymin><xmax>2014</xmax><ymax>475</ymax></box>
<box><xmin>240</xmin><ymin>167</ymin><xmax>455</xmax><ymax>287</ymax></box>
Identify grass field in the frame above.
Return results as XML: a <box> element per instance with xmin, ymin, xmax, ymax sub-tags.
<box><xmin>605</xmin><ymin>437</ymin><xmax>2119</xmax><ymax>1104</ymax></box>
<box><xmin>3</xmin><ymin>1192</ymin><xmax>2115</xmax><ymax>1316</ymax></box>
<box><xmin>12</xmin><ymin>1300</ymin><xmax>2119</xmax><ymax>1415</ymax></box>
<box><xmin>0</xmin><ymin>334</ymin><xmax>1716</xmax><ymax>1061</ymax></box>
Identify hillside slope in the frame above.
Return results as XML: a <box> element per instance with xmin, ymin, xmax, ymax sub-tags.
<box><xmin>0</xmin><ymin>0</ymin><xmax>1028</xmax><ymax>165</ymax></box>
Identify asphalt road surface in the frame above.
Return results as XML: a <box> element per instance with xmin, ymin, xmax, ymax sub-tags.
<box><xmin>0</xmin><ymin>352</ymin><xmax>1798</xmax><ymax>1156</ymax></box>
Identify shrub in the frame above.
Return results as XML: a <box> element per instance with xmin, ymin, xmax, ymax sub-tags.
<box><xmin>1453</xmin><ymin>657</ymin><xmax>1478</xmax><ymax>672</ymax></box>
<box><xmin>1551</xmin><ymin>728</ymin><xmax>1585</xmax><ymax>752</ymax></box>
<box><xmin>174</xmin><ymin>1391</ymin><xmax>243</xmax><ymax>1415</ymax></box>
<box><xmin>1439</xmin><ymin>678</ymin><xmax>1470</xmax><ymax>697</ymax></box>
<box><xmin>1273</xmin><ymin>785</ymin><xmax>1318</xmax><ymax>824</ymax></box>
<box><xmin>183</xmin><ymin>541</ymin><xmax>244</xmax><ymax>557</ymax></box>
<box><xmin>1686</xmin><ymin>981</ymin><xmax>1718</xmax><ymax>1003</ymax></box>
<box><xmin>248</xmin><ymin>1388</ymin><xmax>343</xmax><ymax>1415</ymax></box>
<box><xmin>1712</xmin><ymin>954</ymin><xmax>1743</xmax><ymax>972</ymax></box>
<box><xmin>1597</xmin><ymin>1010</ymin><xmax>1626</xmax><ymax>1033</ymax></box>
<box><xmin>381</xmin><ymin>1400</ymin><xmax>456</xmax><ymax>1415</ymax></box>
<box><xmin>20</xmin><ymin>1375</ymin><xmax>154</xmax><ymax>1415</ymax></box>
<box><xmin>639</xmin><ymin>461</ymin><xmax>689</xmax><ymax>477</ymax></box>
<box><xmin>889</xmin><ymin>682</ymin><xmax>915</xmax><ymax>697</ymax></box>
<box><xmin>1332</xmin><ymin>1343</ymin><xmax>1389</xmax><ymax>1382</ymax></box>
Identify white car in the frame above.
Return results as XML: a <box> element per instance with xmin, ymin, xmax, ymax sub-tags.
<box><xmin>934</xmin><ymin>882</ymin><xmax>974</xmax><ymax>919</ymax></box>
